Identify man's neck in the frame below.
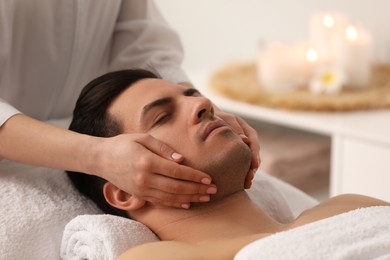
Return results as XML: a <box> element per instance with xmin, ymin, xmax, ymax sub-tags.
<box><xmin>137</xmin><ymin>191</ymin><xmax>283</xmax><ymax>244</ymax></box>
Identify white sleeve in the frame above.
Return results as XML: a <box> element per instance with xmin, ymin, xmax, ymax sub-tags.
<box><xmin>0</xmin><ymin>98</ymin><xmax>21</xmax><ymax>127</ymax></box>
<box><xmin>0</xmin><ymin>3</ymin><xmax>20</xmax><ymax>127</ymax></box>
<box><xmin>108</xmin><ymin>0</ymin><xmax>190</xmax><ymax>84</ymax></box>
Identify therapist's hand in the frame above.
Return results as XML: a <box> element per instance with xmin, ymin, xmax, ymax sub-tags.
<box><xmin>95</xmin><ymin>133</ymin><xmax>217</xmax><ymax>209</ymax></box>
<box><xmin>215</xmin><ymin>110</ymin><xmax>260</xmax><ymax>188</ymax></box>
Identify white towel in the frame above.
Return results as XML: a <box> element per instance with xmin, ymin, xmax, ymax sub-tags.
<box><xmin>0</xmin><ymin>160</ymin><xmax>102</xmax><ymax>260</ymax></box>
<box><xmin>60</xmin><ymin>214</ymin><xmax>159</xmax><ymax>260</ymax></box>
<box><xmin>235</xmin><ymin>206</ymin><xmax>390</xmax><ymax>260</ymax></box>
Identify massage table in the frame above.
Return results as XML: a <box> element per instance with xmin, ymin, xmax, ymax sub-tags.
<box><xmin>0</xmin><ymin>118</ymin><xmax>333</xmax><ymax>259</ymax></box>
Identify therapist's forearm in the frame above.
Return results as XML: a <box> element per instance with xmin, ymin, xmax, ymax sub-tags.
<box><xmin>0</xmin><ymin>114</ymin><xmax>99</xmax><ymax>174</ymax></box>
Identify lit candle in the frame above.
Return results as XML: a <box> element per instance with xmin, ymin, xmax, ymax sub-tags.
<box><xmin>257</xmin><ymin>42</ymin><xmax>318</xmax><ymax>91</ymax></box>
<box><xmin>293</xmin><ymin>45</ymin><xmax>318</xmax><ymax>84</ymax></box>
<box><xmin>337</xmin><ymin>24</ymin><xmax>373</xmax><ymax>88</ymax></box>
<box><xmin>257</xmin><ymin>42</ymin><xmax>302</xmax><ymax>92</ymax></box>
<box><xmin>309</xmin><ymin>13</ymin><xmax>349</xmax><ymax>63</ymax></box>
<box><xmin>306</xmin><ymin>48</ymin><xmax>319</xmax><ymax>63</ymax></box>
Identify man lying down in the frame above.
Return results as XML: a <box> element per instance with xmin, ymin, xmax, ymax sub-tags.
<box><xmin>67</xmin><ymin>69</ymin><xmax>390</xmax><ymax>259</ymax></box>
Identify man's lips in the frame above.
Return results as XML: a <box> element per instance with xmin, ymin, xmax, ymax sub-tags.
<box><xmin>201</xmin><ymin>120</ymin><xmax>230</xmax><ymax>141</ymax></box>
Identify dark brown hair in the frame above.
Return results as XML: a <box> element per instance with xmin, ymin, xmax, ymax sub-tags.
<box><xmin>67</xmin><ymin>69</ymin><xmax>158</xmax><ymax>218</ymax></box>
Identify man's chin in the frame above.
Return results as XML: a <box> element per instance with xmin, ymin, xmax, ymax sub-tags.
<box><xmin>199</xmin><ymin>140</ymin><xmax>252</xmax><ymax>199</ymax></box>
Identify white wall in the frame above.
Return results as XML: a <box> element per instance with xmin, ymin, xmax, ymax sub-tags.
<box><xmin>155</xmin><ymin>0</ymin><xmax>390</xmax><ymax>72</ymax></box>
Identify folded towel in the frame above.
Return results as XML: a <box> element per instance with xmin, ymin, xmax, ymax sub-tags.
<box><xmin>0</xmin><ymin>160</ymin><xmax>102</xmax><ymax>260</ymax></box>
<box><xmin>60</xmin><ymin>214</ymin><xmax>159</xmax><ymax>260</ymax></box>
<box><xmin>235</xmin><ymin>206</ymin><xmax>390</xmax><ymax>259</ymax></box>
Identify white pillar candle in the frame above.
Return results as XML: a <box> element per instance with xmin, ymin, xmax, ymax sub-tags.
<box><xmin>309</xmin><ymin>13</ymin><xmax>349</xmax><ymax>64</ymax></box>
<box><xmin>337</xmin><ymin>24</ymin><xmax>373</xmax><ymax>88</ymax></box>
<box><xmin>257</xmin><ymin>42</ymin><xmax>302</xmax><ymax>92</ymax></box>
<box><xmin>257</xmin><ymin>42</ymin><xmax>318</xmax><ymax>92</ymax></box>
<box><xmin>293</xmin><ymin>44</ymin><xmax>319</xmax><ymax>84</ymax></box>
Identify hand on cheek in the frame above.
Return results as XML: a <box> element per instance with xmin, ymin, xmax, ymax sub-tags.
<box><xmin>99</xmin><ymin>133</ymin><xmax>217</xmax><ymax>209</ymax></box>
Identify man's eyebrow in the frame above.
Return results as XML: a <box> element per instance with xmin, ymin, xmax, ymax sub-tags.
<box><xmin>142</xmin><ymin>97</ymin><xmax>172</xmax><ymax>120</ymax></box>
<box><xmin>183</xmin><ymin>88</ymin><xmax>201</xmax><ymax>96</ymax></box>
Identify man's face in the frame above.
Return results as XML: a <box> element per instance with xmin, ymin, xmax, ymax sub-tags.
<box><xmin>108</xmin><ymin>79</ymin><xmax>251</xmax><ymax>197</ymax></box>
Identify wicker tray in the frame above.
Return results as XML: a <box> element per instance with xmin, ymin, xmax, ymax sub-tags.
<box><xmin>210</xmin><ymin>62</ymin><xmax>390</xmax><ymax>111</ymax></box>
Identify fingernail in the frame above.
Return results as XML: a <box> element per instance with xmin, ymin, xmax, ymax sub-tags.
<box><xmin>199</xmin><ymin>195</ymin><xmax>210</xmax><ymax>202</ymax></box>
<box><xmin>181</xmin><ymin>203</ymin><xmax>190</xmax><ymax>209</ymax></box>
<box><xmin>239</xmin><ymin>134</ymin><xmax>248</xmax><ymax>138</ymax></box>
<box><xmin>201</xmin><ymin>178</ymin><xmax>211</xmax><ymax>184</ymax></box>
<box><xmin>207</xmin><ymin>187</ymin><xmax>217</xmax><ymax>194</ymax></box>
<box><xmin>171</xmin><ymin>152</ymin><xmax>183</xmax><ymax>160</ymax></box>
<box><xmin>253</xmin><ymin>168</ymin><xmax>258</xmax><ymax>175</ymax></box>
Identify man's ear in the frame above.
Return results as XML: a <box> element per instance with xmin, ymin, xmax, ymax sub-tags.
<box><xmin>103</xmin><ymin>182</ymin><xmax>146</xmax><ymax>211</ymax></box>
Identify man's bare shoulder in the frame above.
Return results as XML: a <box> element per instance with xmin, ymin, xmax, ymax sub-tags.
<box><xmin>291</xmin><ymin>193</ymin><xmax>390</xmax><ymax>229</ymax></box>
<box><xmin>118</xmin><ymin>240</ymin><xmax>206</xmax><ymax>260</ymax></box>
<box><xmin>317</xmin><ymin>193</ymin><xmax>389</xmax><ymax>209</ymax></box>
<box><xmin>118</xmin><ymin>234</ymin><xmax>266</xmax><ymax>260</ymax></box>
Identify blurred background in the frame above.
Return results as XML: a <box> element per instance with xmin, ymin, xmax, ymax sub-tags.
<box><xmin>156</xmin><ymin>0</ymin><xmax>390</xmax><ymax>72</ymax></box>
<box><xmin>155</xmin><ymin>1</ymin><xmax>390</xmax><ymax>202</ymax></box>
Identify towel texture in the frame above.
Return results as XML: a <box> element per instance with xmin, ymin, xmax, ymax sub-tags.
<box><xmin>235</xmin><ymin>206</ymin><xmax>390</xmax><ymax>260</ymax></box>
<box><xmin>61</xmin><ymin>215</ymin><xmax>159</xmax><ymax>260</ymax></box>
<box><xmin>0</xmin><ymin>160</ymin><xmax>102</xmax><ymax>260</ymax></box>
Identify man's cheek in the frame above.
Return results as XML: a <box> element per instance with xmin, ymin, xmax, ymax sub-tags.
<box><xmin>153</xmin><ymin>131</ymin><xmax>185</xmax><ymax>154</ymax></box>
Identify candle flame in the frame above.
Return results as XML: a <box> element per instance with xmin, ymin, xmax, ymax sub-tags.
<box><xmin>306</xmin><ymin>48</ymin><xmax>318</xmax><ymax>63</ymax></box>
<box><xmin>323</xmin><ymin>14</ymin><xmax>335</xmax><ymax>28</ymax></box>
<box><xmin>346</xmin><ymin>25</ymin><xmax>358</xmax><ymax>41</ymax></box>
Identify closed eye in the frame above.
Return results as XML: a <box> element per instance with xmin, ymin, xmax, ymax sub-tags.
<box><xmin>150</xmin><ymin>88</ymin><xmax>200</xmax><ymax>128</ymax></box>
<box><xmin>154</xmin><ymin>112</ymin><xmax>172</xmax><ymax>125</ymax></box>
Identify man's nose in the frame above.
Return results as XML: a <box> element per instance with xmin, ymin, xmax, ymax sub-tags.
<box><xmin>191</xmin><ymin>97</ymin><xmax>214</xmax><ymax>124</ymax></box>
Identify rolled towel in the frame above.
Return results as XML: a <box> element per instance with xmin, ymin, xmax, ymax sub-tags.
<box><xmin>60</xmin><ymin>214</ymin><xmax>159</xmax><ymax>260</ymax></box>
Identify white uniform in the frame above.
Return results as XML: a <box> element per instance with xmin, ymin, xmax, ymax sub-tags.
<box><xmin>0</xmin><ymin>0</ymin><xmax>188</xmax><ymax>126</ymax></box>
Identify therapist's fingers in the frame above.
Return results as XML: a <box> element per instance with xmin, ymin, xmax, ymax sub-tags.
<box><xmin>129</xmin><ymin>153</ymin><xmax>218</xmax><ymax>205</ymax></box>
<box><xmin>244</xmin><ymin>169</ymin><xmax>255</xmax><ymax>189</ymax></box>
<box><xmin>134</xmin><ymin>133</ymin><xmax>184</xmax><ymax>162</ymax></box>
<box><xmin>99</xmin><ymin>133</ymin><xmax>216</xmax><ymax>209</ymax></box>
<box><xmin>134</xmin><ymin>134</ymin><xmax>212</xmax><ymax>185</ymax></box>
<box><xmin>142</xmin><ymin>168</ymin><xmax>218</xmax><ymax>196</ymax></box>
<box><xmin>239</xmin><ymin>124</ymin><xmax>259</xmax><ymax>189</ymax></box>
<box><xmin>143</xmin><ymin>186</ymin><xmax>217</xmax><ymax>209</ymax></box>
<box><xmin>149</xmin><ymin>156</ymin><xmax>213</xmax><ymax>186</ymax></box>
<box><xmin>236</xmin><ymin>116</ymin><xmax>261</xmax><ymax>171</ymax></box>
